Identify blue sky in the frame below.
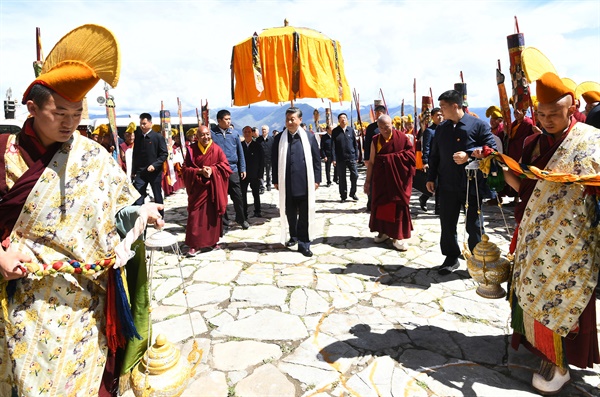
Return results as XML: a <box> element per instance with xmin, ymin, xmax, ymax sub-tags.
<box><xmin>1</xmin><ymin>0</ymin><xmax>599</xmax><ymax>118</ymax></box>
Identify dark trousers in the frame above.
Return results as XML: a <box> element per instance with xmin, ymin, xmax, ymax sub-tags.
<box><xmin>286</xmin><ymin>194</ymin><xmax>310</xmax><ymax>249</ymax></box>
<box><xmin>133</xmin><ymin>173</ymin><xmax>164</xmax><ymax>217</ymax></box>
<box><xmin>324</xmin><ymin>158</ymin><xmax>334</xmax><ymax>184</ymax></box>
<box><xmin>260</xmin><ymin>162</ymin><xmax>272</xmax><ymax>189</ymax></box>
<box><xmin>223</xmin><ymin>172</ymin><xmax>246</xmax><ymax>225</ymax></box>
<box><xmin>438</xmin><ymin>188</ymin><xmax>483</xmax><ymax>259</ymax></box>
<box><xmin>336</xmin><ymin>159</ymin><xmax>358</xmax><ymax>199</ymax></box>
<box><xmin>242</xmin><ymin>177</ymin><xmax>261</xmax><ymax>216</ymax></box>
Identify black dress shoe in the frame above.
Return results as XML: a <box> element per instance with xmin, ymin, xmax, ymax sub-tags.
<box><xmin>286</xmin><ymin>239</ymin><xmax>298</xmax><ymax>247</ymax></box>
<box><xmin>266</xmin><ymin>186</ymin><xmax>271</xmax><ymax>191</ymax></box>
<box><xmin>253</xmin><ymin>212</ymin><xmax>262</xmax><ymax>218</ymax></box>
<box><xmin>299</xmin><ymin>248</ymin><xmax>313</xmax><ymax>257</ymax></box>
<box><xmin>326</xmin><ymin>182</ymin><xmax>332</xmax><ymax>187</ymax></box>
<box><xmin>438</xmin><ymin>258</ymin><xmax>459</xmax><ymax>275</ymax></box>
<box><xmin>341</xmin><ymin>198</ymin><xmax>347</xmax><ymax>203</ymax></box>
<box><xmin>419</xmin><ymin>195</ymin><xmax>428</xmax><ymax>211</ymax></box>
<box><xmin>350</xmin><ymin>194</ymin><xmax>359</xmax><ymax>201</ymax></box>
<box><xmin>241</xmin><ymin>221</ymin><xmax>250</xmax><ymax>230</ymax></box>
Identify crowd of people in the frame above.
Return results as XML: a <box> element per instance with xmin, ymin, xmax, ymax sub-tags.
<box><xmin>1</xmin><ymin>23</ymin><xmax>600</xmax><ymax>397</ymax></box>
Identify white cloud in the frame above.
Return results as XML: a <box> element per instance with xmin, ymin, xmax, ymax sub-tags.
<box><xmin>1</xmin><ymin>0</ymin><xmax>598</xmax><ymax>119</ymax></box>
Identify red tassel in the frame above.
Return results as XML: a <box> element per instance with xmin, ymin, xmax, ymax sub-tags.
<box><xmin>534</xmin><ymin>320</ymin><xmax>557</xmax><ymax>364</ymax></box>
<box><xmin>105</xmin><ymin>267</ymin><xmax>126</xmax><ymax>352</ymax></box>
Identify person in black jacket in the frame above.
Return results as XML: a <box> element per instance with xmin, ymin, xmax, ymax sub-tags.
<box><xmin>331</xmin><ymin>113</ymin><xmax>359</xmax><ymax>202</ymax></box>
<box><xmin>319</xmin><ymin>125</ymin><xmax>335</xmax><ymax>186</ymax></box>
<box><xmin>241</xmin><ymin>126</ymin><xmax>265</xmax><ymax>218</ymax></box>
<box><xmin>426</xmin><ymin>90</ymin><xmax>497</xmax><ymax>275</ymax></box>
<box><xmin>256</xmin><ymin>125</ymin><xmax>274</xmax><ymax>192</ymax></box>
<box><xmin>272</xmin><ymin>107</ymin><xmax>321</xmax><ymax>257</ymax></box>
<box><xmin>132</xmin><ymin>112</ymin><xmax>169</xmax><ymax>217</ymax></box>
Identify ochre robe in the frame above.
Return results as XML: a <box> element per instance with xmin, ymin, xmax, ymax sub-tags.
<box><xmin>182</xmin><ymin>141</ymin><xmax>232</xmax><ymax>250</ymax></box>
<box><xmin>369</xmin><ymin>130</ymin><xmax>415</xmax><ymax>240</ymax></box>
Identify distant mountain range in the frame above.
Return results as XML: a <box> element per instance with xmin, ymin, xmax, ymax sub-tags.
<box><xmin>108</xmin><ymin>103</ymin><xmax>490</xmax><ymax>130</ymax></box>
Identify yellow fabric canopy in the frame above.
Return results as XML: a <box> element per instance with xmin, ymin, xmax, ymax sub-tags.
<box><xmin>232</xmin><ymin>25</ymin><xmax>351</xmax><ymax>106</ymax></box>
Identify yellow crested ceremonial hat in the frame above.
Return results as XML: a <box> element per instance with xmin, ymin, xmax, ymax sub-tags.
<box><xmin>92</xmin><ymin>124</ymin><xmax>109</xmax><ymax>136</ymax></box>
<box><xmin>535</xmin><ymin>72</ymin><xmax>574</xmax><ymax>104</ymax></box>
<box><xmin>125</xmin><ymin>122</ymin><xmax>136</xmax><ymax>133</ymax></box>
<box><xmin>485</xmin><ymin>106</ymin><xmax>502</xmax><ymax>119</ymax></box>
<box><xmin>151</xmin><ymin>124</ymin><xmax>161</xmax><ymax>132</ymax></box>
<box><xmin>186</xmin><ymin>127</ymin><xmax>198</xmax><ymax>136</ymax></box>
<box><xmin>582</xmin><ymin>91</ymin><xmax>600</xmax><ymax>104</ymax></box>
<box><xmin>22</xmin><ymin>24</ymin><xmax>120</xmax><ymax>104</ymax></box>
<box><xmin>171</xmin><ymin>127</ymin><xmax>179</xmax><ymax>136</ymax></box>
<box><xmin>530</xmin><ymin>95</ymin><xmax>538</xmax><ymax>111</ymax></box>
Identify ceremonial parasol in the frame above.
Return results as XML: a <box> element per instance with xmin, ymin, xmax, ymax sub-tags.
<box><xmin>231</xmin><ymin>19</ymin><xmax>351</xmax><ymax>106</ymax></box>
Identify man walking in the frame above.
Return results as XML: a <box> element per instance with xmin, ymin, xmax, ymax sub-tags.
<box><xmin>426</xmin><ymin>90</ymin><xmax>496</xmax><ymax>275</ymax></box>
<box><xmin>332</xmin><ymin>113</ymin><xmax>359</xmax><ymax>202</ymax></box>
<box><xmin>132</xmin><ymin>112</ymin><xmax>169</xmax><ymax>217</ymax></box>
<box><xmin>272</xmin><ymin>107</ymin><xmax>321</xmax><ymax>257</ymax></box>
<box><xmin>320</xmin><ymin>125</ymin><xmax>334</xmax><ymax>187</ymax></box>
<box><xmin>241</xmin><ymin>126</ymin><xmax>264</xmax><ymax>218</ymax></box>
<box><xmin>256</xmin><ymin>124</ymin><xmax>273</xmax><ymax>192</ymax></box>
<box><xmin>211</xmin><ymin>109</ymin><xmax>249</xmax><ymax>230</ymax></box>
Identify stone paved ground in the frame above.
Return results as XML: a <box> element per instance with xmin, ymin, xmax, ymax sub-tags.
<box><xmin>124</xmin><ymin>166</ymin><xmax>600</xmax><ymax>397</ymax></box>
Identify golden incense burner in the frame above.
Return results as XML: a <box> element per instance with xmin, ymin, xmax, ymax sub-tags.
<box><xmin>465</xmin><ymin>234</ymin><xmax>511</xmax><ymax>299</ymax></box>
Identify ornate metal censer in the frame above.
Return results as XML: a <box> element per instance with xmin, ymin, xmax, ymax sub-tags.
<box><xmin>131</xmin><ymin>230</ymin><xmax>203</xmax><ymax>397</ymax></box>
<box><xmin>462</xmin><ymin>160</ymin><xmax>512</xmax><ymax>299</ymax></box>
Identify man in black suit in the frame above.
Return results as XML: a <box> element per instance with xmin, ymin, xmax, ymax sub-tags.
<box><xmin>320</xmin><ymin>125</ymin><xmax>335</xmax><ymax>187</ymax></box>
<box><xmin>332</xmin><ymin>113</ymin><xmax>359</xmax><ymax>202</ymax></box>
<box><xmin>241</xmin><ymin>126</ymin><xmax>265</xmax><ymax>218</ymax></box>
<box><xmin>272</xmin><ymin>107</ymin><xmax>321</xmax><ymax>257</ymax></box>
<box><xmin>132</xmin><ymin>112</ymin><xmax>169</xmax><ymax>217</ymax></box>
<box><xmin>256</xmin><ymin>124</ymin><xmax>273</xmax><ymax>192</ymax></box>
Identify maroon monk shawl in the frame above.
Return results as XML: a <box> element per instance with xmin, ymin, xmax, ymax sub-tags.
<box><xmin>369</xmin><ymin>130</ymin><xmax>416</xmax><ymax>240</ymax></box>
<box><xmin>182</xmin><ymin>142</ymin><xmax>232</xmax><ymax>217</ymax></box>
<box><xmin>0</xmin><ymin>119</ymin><xmax>62</xmax><ymax>242</ymax></box>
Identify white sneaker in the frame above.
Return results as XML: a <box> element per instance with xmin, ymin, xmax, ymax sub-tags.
<box><xmin>373</xmin><ymin>233</ymin><xmax>389</xmax><ymax>243</ymax></box>
<box><xmin>532</xmin><ymin>362</ymin><xmax>570</xmax><ymax>395</ymax></box>
<box><xmin>392</xmin><ymin>239</ymin><xmax>407</xmax><ymax>251</ymax></box>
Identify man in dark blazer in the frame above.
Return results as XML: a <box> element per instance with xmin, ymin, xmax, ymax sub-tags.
<box><xmin>319</xmin><ymin>125</ymin><xmax>335</xmax><ymax>187</ymax></box>
<box><xmin>256</xmin><ymin>124</ymin><xmax>274</xmax><ymax>192</ymax></box>
<box><xmin>241</xmin><ymin>126</ymin><xmax>265</xmax><ymax>218</ymax></box>
<box><xmin>272</xmin><ymin>107</ymin><xmax>321</xmax><ymax>257</ymax></box>
<box><xmin>332</xmin><ymin>113</ymin><xmax>359</xmax><ymax>202</ymax></box>
<box><xmin>132</xmin><ymin>112</ymin><xmax>169</xmax><ymax>217</ymax></box>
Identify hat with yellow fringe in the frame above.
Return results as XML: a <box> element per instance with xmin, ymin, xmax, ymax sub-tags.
<box><xmin>485</xmin><ymin>106</ymin><xmax>502</xmax><ymax>119</ymax></box>
<box><xmin>582</xmin><ymin>91</ymin><xmax>600</xmax><ymax>104</ymax></box>
<box><xmin>186</xmin><ymin>127</ymin><xmax>198</xmax><ymax>137</ymax></box>
<box><xmin>125</xmin><ymin>122</ymin><xmax>136</xmax><ymax>133</ymax></box>
<box><xmin>92</xmin><ymin>124</ymin><xmax>109</xmax><ymax>136</ymax></box>
<box><xmin>535</xmin><ymin>72</ymin><xmax>574</xmax><ymax>104</ymax></box>
<box><xmin>22</xmin><ymin>24</ymin><xmax>120</xmax><ymax>104</ymax></box>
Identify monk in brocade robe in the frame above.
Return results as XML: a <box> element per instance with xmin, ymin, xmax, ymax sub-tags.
<box><xmin>364</xmin><ymin>115</ymin><xmax>415</xmax><ymax>251</ymax></box>
<box><xmin>503</xmin><ymin>72</ymin><xmax>600</xmax><ymax>395</ymax></box>
<box><xmin>182</xmin><ymin>126</ymin><xmax>232</xmax><ymax>256</ymax></box>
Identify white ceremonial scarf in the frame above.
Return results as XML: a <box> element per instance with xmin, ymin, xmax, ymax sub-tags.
<box><xmin>277</xmin><ymin>127</ymin><xmax>316</xmax><ymax>244</ymax></box>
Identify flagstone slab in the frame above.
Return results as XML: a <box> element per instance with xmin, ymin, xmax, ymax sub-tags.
<box><xmin>289</xmin><ymin>288</ymin><xmax>330</xmax><ymax>316</ymax></box>
<box><xmin>214</xmin><ymin>309</ymin><xmax>307</xmax><ymax>341</ymax></box>
<box><xmin>162</xmin><ymin>283</ymin><xmax>231</xmax><ymax>307</ymax></box>
<box><xmin>231</xmin><ymin>285</ymin><xmax>288</xmax><ymax>307</ymax></box>
<box><xmin>212</xmin><ymin>340</ymin><xmax>282</xmax><ymax>371</ymax></box>
<box><xmin>183</xmin><ymin>371</ymin><xmax>228</xmax><ymax>397</ymax></box>
<box><xmin>152</xmin><ymin>311</ymin><xmax>207</xmax><ymax>343</ymax></box>
<box><xmin>236</xmin><ymin>264</ymin><xmax>275</xmax><ymax>285</ymax></box>
<box><xmin>235</xmin><ymin>364</ymin><xmax>296</xmax><ymax>397</ymax></box>
<box><xmin>192</xmin><ymin>261</ymin><xmax>243</xmax><ymax>284</ymax></box>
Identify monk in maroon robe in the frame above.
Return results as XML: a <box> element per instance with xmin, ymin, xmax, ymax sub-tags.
<box><xmin>182</xmin><ymin>126</ymin><xmax>232</xmax><ymax>256</ymax></box>
<box><xmin>364</xmin><ymin>115</ymin><xmax>415</xmax><ymax>251</ymax></box>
